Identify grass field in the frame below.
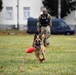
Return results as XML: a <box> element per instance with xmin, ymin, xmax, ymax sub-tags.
<box><xmin>0</xmin><ymin>35</ymin><xmax>76</xmax><ymax>75</ymax></box>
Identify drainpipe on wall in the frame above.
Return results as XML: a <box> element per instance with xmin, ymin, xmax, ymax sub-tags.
<box><xmin>58</xmin><ymin>0</ymin><xmax>61</xmax><ymax>19</ymax></box>
<box><xmin>17</xmin><ymin>0</ymin><xmax>19</xmax><ymax>30</ymax></box>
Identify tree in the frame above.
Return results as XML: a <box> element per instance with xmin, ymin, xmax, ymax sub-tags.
<box><xmin>0</xmin><ymin>0</ymin><xmax>3</xmax><ymax>12</ymax></box>
<box><xmin>42</xmin><ymin>0</ymin><xmax>76</xmax><ymax>18</ymax></box>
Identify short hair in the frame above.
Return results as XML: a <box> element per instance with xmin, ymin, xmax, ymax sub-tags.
<box><xmin>42</xmin><ymin>8</ymin><xmax>47</xmax><ymax>12</ymax></box>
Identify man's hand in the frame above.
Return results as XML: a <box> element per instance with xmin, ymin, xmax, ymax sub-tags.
<box><xmin>37</xmin><ymin>28</ymin><xmax>40</xmax><ymax>33</ymax></box>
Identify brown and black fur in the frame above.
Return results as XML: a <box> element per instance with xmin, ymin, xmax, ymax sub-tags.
<box><xmin>33</xmin><ymin>34</ymin><xmax>46</xmax><ymax>63</ymax></box>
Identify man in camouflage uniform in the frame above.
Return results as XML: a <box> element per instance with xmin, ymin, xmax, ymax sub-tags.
<box><xmin>37</xmin><ymin>8</ymin><xmax>52</xmax><ymax>47</ymax></box>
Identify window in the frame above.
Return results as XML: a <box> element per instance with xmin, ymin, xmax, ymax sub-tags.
<box><xmin>60</xmin><ymin>22</ymin><xmax>68</xmax><ymax>28</ymax></box>
<box><xmin>23</xmin><ymin>7</ymin><xmax>30</xmax><ymax>20</ymax></box>
<box><xmin>52</xmin><ymin>21</ymin><xmax>59</xmax><ymax>27</ymax></box>
<box><xmin>6</xmin><ymin>7</ymin><xmax>13</xmax><ymax>20</ymax></box>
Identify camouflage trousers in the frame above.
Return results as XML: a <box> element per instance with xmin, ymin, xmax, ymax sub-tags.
<box><xmin>41</xmin><ymin>26</ymin><xmax>51</xmax><ymax>46</ymax></box>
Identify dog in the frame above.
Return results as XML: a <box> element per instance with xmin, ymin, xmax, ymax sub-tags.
<box><xmin>18</xmin><ymin>34</ymin><xmax>46</xmax><ymax>72</ymax></box>
<box><xmin>33</xmin><ymin>34</ymin><xmax>46</xmax><ymax>63</ymax></box>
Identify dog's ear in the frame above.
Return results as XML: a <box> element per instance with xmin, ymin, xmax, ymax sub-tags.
<box><xmin>39</xmin><ymin>35</ymin><xmax>42</xmax><ymax>40</ymax></box>
<box><xmin>34</xmin><ymin>34</ymin><xmax>37</xmax><ymax>40</ymax></box>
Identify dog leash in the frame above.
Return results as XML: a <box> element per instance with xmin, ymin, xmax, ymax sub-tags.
<box><xmin>18</xmin><ymin>53</ymin><xmax>27</xmax><ymax>72</ymax></box>
<box><xmin>18</xmin><ymin>47</ymin><xmax>35</xmax><ymax>72</ymax></box>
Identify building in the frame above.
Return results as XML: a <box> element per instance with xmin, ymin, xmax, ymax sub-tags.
<box><xmin>63</xmin><ymin>11</ymin><xmax>76</xmax><ymax>28</ymax></box>
<box><xmin>0</xmin><ymin>0</ymin><xmax>42</xmax><ymax>30</ymax></box>
<box><xmin>63</xmin><ymin>0</ymin><xmax>76</xmax><ymax>29</ymax></box>
<box><xmin>0</xmin><ymin>0</ymin><xmax>76</xmax><ymax>31</ymax></box>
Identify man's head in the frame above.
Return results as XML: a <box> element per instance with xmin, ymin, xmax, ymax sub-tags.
<box><xmin>42</xmin><ymin>8</ymin><xmax>47</xmax><ymax>15</ymax></box>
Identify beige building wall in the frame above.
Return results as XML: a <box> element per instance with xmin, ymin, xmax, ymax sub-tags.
<box><xmin>63</xmin><ymin>11</ymin><xmax>76</xmax><ymax>25</ymax></box>
<box><xmin>0</xmin><ymin>0</ymin><xmax>42</xmax><ymax>30</ymax></box>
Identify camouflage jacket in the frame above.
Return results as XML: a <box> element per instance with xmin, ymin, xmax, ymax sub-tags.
<box><xmin>37</xmin><ymin>14</ymin><xmax>52</xmax><ymax>29</ymax></box>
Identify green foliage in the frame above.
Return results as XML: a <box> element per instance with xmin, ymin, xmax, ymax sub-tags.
<box><xmin>43</xmin><ymin>0</ymin><xmax>76</xmax><ymax>18</ymax></box>
<box><xmin>0</xmin><ymin>0</ymin><xmax>3</xmax><ymax>12</ymax></box>
<box><xmin>0</xmin><ymin>35</ymin><xmax>76</xmax><ymax>75</ymax></box>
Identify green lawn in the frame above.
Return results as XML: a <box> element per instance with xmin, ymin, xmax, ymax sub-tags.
<box><xmin>0</xmin><ymin>35</ymin><xmax>76</xmax><ymax>75</ymax></box>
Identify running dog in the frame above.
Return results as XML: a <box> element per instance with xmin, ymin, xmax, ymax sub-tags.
<box><xmin>33</xmin><ymin>34</ymin><xmax>46</xmax><ymax>63</ymax></box>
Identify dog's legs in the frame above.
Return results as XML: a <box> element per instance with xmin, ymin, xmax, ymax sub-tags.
<box><xmin>35</xmin><ymin>53</ymin><xmax>42</xmax><ymax>63</ymax></box>
<box><xmin>42</xmin><ymin>51</ymin><xmax>46</xmax><ymax>61</ymax></box>
<box><xmin>41</xmin><ymin>46</ymin><xmax>46</xmax><ymax>61</ymax></box>
<box><xmin>40</xmin><ymin>48</ymin><xmax>46</xmax><ymax>62</ymax></box>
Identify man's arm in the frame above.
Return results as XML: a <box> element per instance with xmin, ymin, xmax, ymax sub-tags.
<box><xmin>48</xmin><ymin>14</ymin><xmax>52</xmax><ymax>28</ymax></box>
<box><xmin>37</xmin><ymin>15</ymin><xmax>41</xmax><ymax>31</ymax></box>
